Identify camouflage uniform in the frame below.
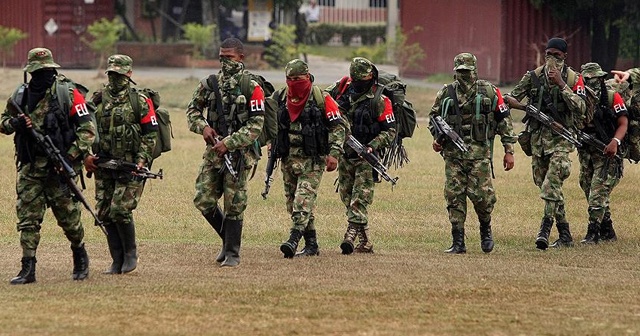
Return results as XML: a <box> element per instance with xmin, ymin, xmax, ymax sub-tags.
<box><xmin>430</xmin><ymin>53</ymin><xmax>517</xmax><ymax>254</ymax></box>
<box><xmin>275</xmin><ymin>59</ymin><xmax>347</xmax><ymax>258</ymax></box>
<box><xmin>326</xmin><ymin>57</ymin><xmax>396</xmax><ymax>254</ymax></box>
<box><xmin>186</xmin><ymin>58</ymin><xmax>265</xmax><ymax>267</ymax></box>
<box><xmin>578</xmin><ymin>63</ymin><xmax>628</xmax><ymax>244</ymax></box>
<box><xmin>0</xmin><ymin>48</ymin><xmax>95</xmax><ymax>284</ymax></box>
<box><xmin>506</xmin><ymin>38</ymin><xmax>586</xmax><ymax>249</ymax></box>
<box><xmin>90</xmin><ymin>55</ymin><xmax>158</xmax><ymax>274</ymax></box>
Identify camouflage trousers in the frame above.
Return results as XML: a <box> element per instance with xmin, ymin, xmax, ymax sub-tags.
<box><xmin>281</xmin><ymin>155</ymin><xmax>325</xmax><ymax>232</ymax></box>
<box><xmin>194</xmin><ymin>156</ymin><xmax>250</xmax><ymax>220</ymax></box>
<box><xmin>338</xmin><ymin>156</ymin><xmax>374</xmax><ymax>225</ymax></box>
<box><xmin>578</xmin><ymin>149</ymin><xmax>622</xmax><ymax>223</ymax></box>
<box><xmin>532</xmin><ymin>151</ymin><xmax>571</xmax><ymax>220</ymax></box>
<box><xmin>444</xmin><ymin>158</ymin><xmax>496</xmax><ymax>230</ymax></box>
<box><xmin>15</xmin><ymin>167</ymin><xmax>85</xmax><ymax>258</ymax></box>
<box><xmin>95</xmin><ymin>171</ymin><xmax>144</xmax><ymax>225</ymax></box>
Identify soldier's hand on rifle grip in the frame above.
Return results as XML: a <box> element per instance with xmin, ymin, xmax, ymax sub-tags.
<box><xmin>9</xmin><ymin>114</ymin><xmax>31</xmax><ymax>133</ymax></box>
<box><xmin>432</xmin><ymin>140</ymin><xmax>442</xmax><ymax>152</ymax></box>
<box><xmin>84</xmin><ymin>155</ymin><xmax>98</xmax><ymax>173</ymax></box>
<box><xmin>203</xmin><ymin>125</ymin><xmax>217</xmax><ymax>145</ymax></box>
<box><xmin>212</xmin><ymin>138</ymin><xmax>228</xmax><ymax>157</ymax></box>
<box><xmin>604</xmin><ymin>139</ymin><xmax>619</xmax><ymax>158</ymax></box>
<box><xmin>325</xmin><ymin>155</ymin><xmax>338</xmax><ymax>172</ymax></box>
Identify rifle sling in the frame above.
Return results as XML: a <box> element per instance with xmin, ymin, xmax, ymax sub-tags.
<box><xmin>529</xmin><ymin>69</ymin><xmax>563</xmax><ymax>124</ymax></box>
<box><xmin>446</xmin><ymin>84</ymin><xmax>462</xmax><ymax>135</ymax></box>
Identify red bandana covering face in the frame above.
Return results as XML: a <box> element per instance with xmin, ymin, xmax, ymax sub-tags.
<box><xmin>286</xmin><ymin>78</ymin><xmax>312</xmax><ymax>122</ymax></box>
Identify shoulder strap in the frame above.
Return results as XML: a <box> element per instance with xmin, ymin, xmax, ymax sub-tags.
<box><xmin>208</xmin><ymin>75</ymin><xmax>224</xmax><ymax>123</ymax></box>
<box><xmin>529</xmin><ymin>70</ymin><xmax>559</xmax><ymax>117</ymax></box>
<box><xmin>56</xmin><ymin>80</ymin><xmax>71</xmax><ymax>116</ymax></box>
<box><xmin>312</xmin><ymin>86</ymin><xmax>325</xmax><ymax>110</ymax></box>
<box><xmin>129</xmin><ymin>89</ymin><xmax>142</xmax><ymax>118</ymax></box>
<box><xmin>371</xmin><ymin>84</ymin><xmax>385</xmax><ymax>115</ymax></box>
<box><xmin>240</xmin><ymin>73</ymin><xmax>253</xmax><ymax>98</ymax></box>
<box><xmin>446</xmin><ymin>84</ymin><xmax>461</xmax><ymax>116</ymax></box>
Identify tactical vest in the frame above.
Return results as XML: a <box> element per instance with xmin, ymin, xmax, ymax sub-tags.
<box><xmin>203</xmin><ymin>72</ymin><xmax>257</xmax><ymax>137</ymax></box>
<box><xmin>587</xmin><ymin>90</ymin><xmax>618</xmax><ymax>142</ymax></box>
<box><xmin>95</xmin><ymin>88</ymin><xmax>143</xmax><ymax>161</ymax></box>
<box><xmin>275</xmin><ymin>87</ymin><xmax>329</xmax><ymax>158</ymax></box>
<box><xmin>529</xmin><ymin>65</ymin><xmax>578</xmax><ymax>128</ymax></box>
<box><xmin>441</xmin><ymin>80</ymin><xmax>497</xmax><ymax>143</ymax></box>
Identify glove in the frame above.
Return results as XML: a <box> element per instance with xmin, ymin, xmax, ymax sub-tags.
<box><xmin>9</xmin><ymin>115</ymin><xmax>28</xmax><ymax>134</ymax></box>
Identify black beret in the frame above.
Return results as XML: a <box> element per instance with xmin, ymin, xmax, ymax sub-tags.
<box><xmin>546</xmin><ymin>37</ymin><xmax>567</xmax><ymax>53</ymax></box>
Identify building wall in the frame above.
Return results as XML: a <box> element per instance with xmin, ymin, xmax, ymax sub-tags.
<box><xmin>0</xmin><ymin>0</ymin><xmax>114</xmax><ymax>69</ymax></box>
<box><xmin>401</xmin><ymin>0</ymin><xmax>591</xmax><ymax>83</ymax></box>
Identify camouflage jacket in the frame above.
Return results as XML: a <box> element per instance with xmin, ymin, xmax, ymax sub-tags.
<box><xmin>94</xmin><ymin>85</ymin><xmax>158</xmax><ymax>165</ymax></box>
<box><xmin>508</xmin><ymin>65</ymin><xmax>586</xmax><ymax>156</ymax></box>
<box><xmin>1</xmin><ymin>75</ymin><xmax>96</xmax><ymax>176</ymax></box>
<box><xmin>186</xmin><ymin>70</ymin><xmax>265</xmax><ymax>168</ymax></box>
<box><xmin>430</xmin><ymin>80</ymin><xmax>517</xmax><ymax>160</ymax></box>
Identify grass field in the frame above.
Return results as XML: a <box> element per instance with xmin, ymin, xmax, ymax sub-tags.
<box><xmin>1</xmin><ymin>69</ymin><xmax>640</xmax><ymax>335</ymax></box>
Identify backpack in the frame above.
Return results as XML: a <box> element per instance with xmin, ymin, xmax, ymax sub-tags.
<box><xmin>617</xmin><ymin>83</ymin><xmax>640</xmax><ymax>163</ymax></box>
<box><xmin>577</xmin><ymin>85</ymin><xmax>599</xmax><ymax>130</ymax></box>
<box><xmin>55</xmin><ymin>78</ymin><xmax>99</xmax><ymax>148</ymax></box>
<box><xmin>129</xmin><ymin>87</ymin><xmax>173</xmax><ymax>159</ymax></box>
<box><xmin>201</xmin><ymin>72</ymin><xmax>278</xmax><ymax>148</ymax></box>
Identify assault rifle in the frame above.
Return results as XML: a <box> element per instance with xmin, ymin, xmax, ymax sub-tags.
<box><xmin>9</xmin><ymin>98</ymin><xmax>107</xmax><ymax>236</ymax></box>
<box><xmin>213</xmin><ymin>137</ymin><xmax>238</xmax><ymax>180</ymax></box>
<box><xmin>431</xmin><ymin>116</ymin><xmax>469</xmax><ymax>152</ymax></box>
<box><xmin>93</xmin><ymin>157</ymin><xmax>163</xmax><ymax>179</ymax></box>
<box><xmin>345</xmin><ymin>135</ymin><xmax>399</xmax><ymax>187</ymax></box>
<box><xmin>524</xmin><ymin>104</ymin><xmax>582</xmax><ymax>148</ymax></box>
<box><xmin>575</xmin><ymin>129</ymin><xmax>623</xmax><ymax>160</ymax></box>
<box><xmin>261</xmin><ymin>141</ymin><xmax>278</xmax><ymax>199</ymax></box>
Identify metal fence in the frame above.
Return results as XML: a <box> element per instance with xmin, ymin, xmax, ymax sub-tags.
<box><xmin>306</xmin><ymin>0</ymin><xmax>398</xmax><ymax>24</ymax></box>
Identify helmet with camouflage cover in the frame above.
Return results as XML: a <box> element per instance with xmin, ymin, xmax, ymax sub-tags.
<box><xmin>23</xmin><ymin>48</ymin><xmax>60</xmax><ymax>73</ymax></box>
<box><xmin>581</xmin><ymin>62</ymin><xmax>607</xmax><ymax>79</ymax></box>
<box><xmin>350</xmin><ymin>57</ymin><xmax>377</xmax><ymax>80</ymax></box>
<box><xmin>285</xmin><ymin>59</ymin><xmax>309</xmax><ymax>77</ymax></box>
<box><xmin>106</xmin><ymin>54</ymin><xmax>133</xmax><ymax>75</ymax></box>
<box><xmin>453</xmin><ymin>53</ymin><xmax>477</xmax><ymax>71</ymax></box>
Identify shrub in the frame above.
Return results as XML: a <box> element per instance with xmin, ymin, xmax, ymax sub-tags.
<box><xmin>264</xmin><ymin>24</ymin><xmax>299</xmax><ymax>69</ymax></box>
<box><xmin>183</xmin><ymin>23</ymin><xmax>215</xmax><ymax>59</ymax></box>
<box><xmin>84</xmin><ymin>18</ymin><xmax>126</xmax><ymax>72</ymax></box>
<box><xmin>0</xmin><ymin>26</ymin><xmax>28</xmax><ymax>69</ymax></box>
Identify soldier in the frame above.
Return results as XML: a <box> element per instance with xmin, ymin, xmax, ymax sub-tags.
<box><xmin>275</xmin><ymin>59</ymin><xmax>347</xmax><ymax>258</ymax></box>
<box><xmin>1</xmin><ymin>48</ymin><xmax>95</xmax><ymax>284</ymax></box>
<box><xmin>578</xmin><ymin>63</ymin><xmax>628</xmax><ymax>243</ymax></box>
<box><xmin>429</xmin><ymin>53</ymin><xmax>516</xmax><ymax>254</ymax></box>
<box><xmin>84</xmin><ymin>54</ymin><xmax>158</xmax><ymax>274</ymax></box>
<box><xmin>326</xmin><ymin>57</ymin><xmax>396</xmax><ymax>255</ymax></box>
<box><xmin>504</xmin><ymin>37</ymin><xmax>587</xmax><ymax>250</ymax></box>
<box><xmin>186</xmin><ymin>37</ymin><xmax>265</xmax><ymax>267</ymax></box>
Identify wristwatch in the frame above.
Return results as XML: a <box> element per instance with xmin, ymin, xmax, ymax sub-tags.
<box><xmin>613</xmin><ymin>137</ymin><xmax>621</xmax><ymax>146</ymax></box>
<box><xmin>505</xmin><ymin>149</ymin><xmax>515</xmax><ymax>155</ymax></box>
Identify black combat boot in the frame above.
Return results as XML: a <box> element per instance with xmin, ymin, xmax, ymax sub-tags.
<box><xmin>354</xmin><ymin>225</ymin><xmax>374</xmax><ymax>253</ymax></box>
<box><xmin>280</xmin><ymin>228</ymin><xmax>304</xmax><ymax>258</ymax></box>
<box><xmin>221</xmin><ymin>219</ymin><xmax>243</xmax><ymax>267</ymax></box>
<box><xmin>535</xmin><ymin>217</ymin><xmax>553</xmax><ymax>250</ymax></box>
<box><xmin>479</xmin><ymin>220</ymin><xmax>494</xmax><ymax>253</ymax></box>
<box><xmin>550</xmin><ymin>222</ymin><xmax>574</xmax><ymax>248</ymax></box>
<box><xmin>71</xmin><ymin>243</ymin><xmax>89</xmax><ymax>281</ymax></box>
<box><xmin>444</xmin><ymin>227</ymin><xmax>466</xmax><ymax>254</ymax></box>
<box><xmin>204</xmin><ymin>205</ymin><xmax>226</xmax><ymax>262</ymax></box>
<box><xmin>10</xmin><ymin>257</ymin><xmax>36</xmax><ymax>285</ymax></box>
<box><xmin>104</xmin><ymin>224</ymin><xmax>123</xmax><ymax>274</ymax></box>
<box><xmin>600</xmin><ymin>213</ymin><xmax>617</xmax><ymax>242</ymax></box>
<box><xmin>119</xmin><ymin>222</ymin><xmax>138</xmax><ymax>273</ymax></box>
<box><xmin>340</xmin><ymin>223</ymin><xmax>359</xmax><ymax>255</ymax></box>
<box><xmin>295</xmin><ymin>229</ymin><xmax>320</xmax><ymax>257</ymax></box>
<box><xmin>581</xmin><ymin>221</ymin><xmax>600</xmax><ymax>244</ymax></box>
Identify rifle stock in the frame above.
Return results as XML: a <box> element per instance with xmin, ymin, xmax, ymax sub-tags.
<box><xmin>261</xmin><ymin>141</ymin><xmax>278</xmax><ymax>199</ymax></box>
<box><xmin>93</xmin><ymin>157</ymin><xmax>164</xmax><ymax>179</ymax></box>
<box><xmin>431</xmin><ymin>116</ymin><xmax>469</xmax><ymax>152</ymax></box>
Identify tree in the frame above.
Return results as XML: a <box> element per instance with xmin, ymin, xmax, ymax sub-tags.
<box><xmin>530</xmin><ymin>0</ymin><xmax>634</xmax><ymax>71</ymax></box>
<box><xmin>0</xmin><ymin>26</ymin><xmax>28</xmax><ymax>70</ymax></box>
<box><xmin>83</xmin><ymin>18</ymin><xmax>125</xmax><ymax>76</ymax></box>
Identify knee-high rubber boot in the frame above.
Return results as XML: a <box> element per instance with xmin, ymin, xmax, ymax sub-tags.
<box><xmin>281</xmin><ymin>228</ymin><xmax>304</xmax><ymax>258</ymax></box>
<box><xmin>204</xmin><ymin>205</ymin><xmax>226</xmax><ymax>262</ymax></box>
<box><xmin>581</xmin><ymin>221</ymin><xmax>600</xmax><ymax>244</ymax></box>
<box><xmin>535</xmin><ymin>217</ymin><xmax>553</xmax><ymax>250</ymax></box>
<box><xmin>71</xmin><ymin>243</ymin><xmax>89</xmax><ymax>281</ymax></box>
<box><xmin>295</xmin><ymin>229</ymin><xmax>320</xmax><ymax>257</ymax></box>
<box><xmin>550</xmin><ymin>222</ymin><xmax>574</xmax><ymax>248</ymax></box>
<box><xmin>119</xmin><ymin>222</ymin><xmax>138</xmax><ymax>273</ymax></box>
<box><xmin>104</xmin><ymin>224</ymin><xmax>123</xmax><ymax>274</ymax></box>
<box><xmin>355</xmin><ymin>225</ymin><xmax>374</xmax><ymax>253</ymax></box>
<box><xmin>444</xmin><ymin>227</ymin><xmax>466</xmax><ymax>254</ymax></box>
<box><xmin>10</xmin><ymin>257</ymin><xmax>36</xmax><ymax>285</ymax></box>
<box><xmin>600</xmin><ymin>213</ymin><xmax>617</xmax><ymax>242</ymax></box>
<box><xmin>479</xmin><ymin>220</ymin><xmax>494</xmax><ymax>253</ymax></box>
<box><xmin>220</xmin><ymin>219</ymin><xmax>242</xmax><ymax>267</ymax></box>
<box><xmin>340</xmin><ymin>222</ymin><xmax>359</xmax><ymax>255</ymax></box>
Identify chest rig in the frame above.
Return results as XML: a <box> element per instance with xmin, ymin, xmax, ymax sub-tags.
<box><xmin>440</xmin><ymin>80</ymin><xmax>497</xmax><ymax>143</ymax></box>
<box><xmin>204</xmin><ymin>73</ymin><xmax>252</xmax><ymax>137</ymax></box>
<box><xmin>96</xmin><ymin>88</ymin><xmax>142</xmax><ymax>160</ymax></box>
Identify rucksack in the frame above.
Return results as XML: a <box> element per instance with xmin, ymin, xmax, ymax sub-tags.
<box><xmin>201</xmin><ymin>72</ymin><xmax>278</xmax><ymax>148</ymax></box>
<box><xmin>577</xmin><ymin>85</ymin><xmax>599</xmax><ymax>130</ymax></box>
<box><xmin>55</xmin><ymin>78</ymin><xmax>99</xmax><ymax>147</ymax></box>
<box><xmin>129</xmin><ymin>87</ymin><xmax>173</xmax><ymax>159</ymax></box>
<box><xmin>616</xmin><ymin>83</ymin><xmax>640</xmax><ymax>163</ymax></box>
